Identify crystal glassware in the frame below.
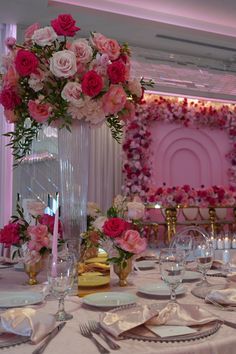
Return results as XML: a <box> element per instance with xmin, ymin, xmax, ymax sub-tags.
<box><xmin>48</xmin><ymin>254</ymin><xmax>75</xmax><ymax>321</ymax></box>
<box><xmin>159</xmin><ymin>248</ymin><xmax>185</xmax><ymax>303</ymax></box>
<box><xmin>195</xmin><ymin>240</ymin><xmax>214</xmax><ymax>287</ymax></box>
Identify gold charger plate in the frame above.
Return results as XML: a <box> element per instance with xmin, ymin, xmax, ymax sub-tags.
<box><xmin>78</xmin><ymin>274</ymin><xmax>110</xmax><ymax>287</ymax></box>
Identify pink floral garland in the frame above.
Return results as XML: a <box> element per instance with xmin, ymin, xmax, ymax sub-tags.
<box><xmin>122</xmin><ymin>94</ymin><xmax>236</xmax><ymax>202</ymax></box>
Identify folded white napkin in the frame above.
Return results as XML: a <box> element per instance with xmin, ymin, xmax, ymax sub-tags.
<box><xmin>206</xmin><ymin>288</ymin><xmax>236</xmax><ymax>306</ymax></box>
<box><xmin>0</xmin><ymin>308</ymin><xmax>56</xmax><ymax>344</ymax></box>
<box><xmin>100</xmin><ymin>303</ymin><xmax>218</xmax><ymax>338</ymax></box>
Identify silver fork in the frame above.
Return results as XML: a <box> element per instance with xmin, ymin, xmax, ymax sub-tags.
<box><xmin>79</xmin><ymin>323</ymin><xmax>110</xmax><ymax>354</ymax></box>
<box><xmin>206</xmin><ymin>296</ymin><xmax>236</xmax><ymax>312</ymax></box>
<box><xmin>88</xmin><ymin>321</ymin><xmax>120</xmax><ymax>350</ymax></box>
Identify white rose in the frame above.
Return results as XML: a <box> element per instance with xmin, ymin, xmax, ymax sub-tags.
<box><xmin>70</xmin><ymin>38</ymin><xmax>93</xmax><ymax>64</ymax></box>
<box><xmin>93</xmin><ymin>216</ymin><xmax>108</xmax><ymax>232</ymax></box>
<box><xmin>32</xmin><ymin>26</ymin><xmax>57</xmax><ymax>46</ymax></box>
<box><xmin>50</xmin><ymin>50</ymin><xmax>77</xmax><ymax>78</ymax></box>
<box><xmin>83</xmin><ymin>98</ymin><xmax>106</xmax><ymax>125</ymax></box>
<box><xmin>127</xmin><ymin>201</ymin><xmax>145</xmax><ymax>220</ymax></box>
<box><xmin>128</xmin><ymin>78</ymin><xmax>142</xmax><ymax>98</ymax></box>
<box><xmin>61</xmin><ymin>82</ymin><xmax>82</xmax><ymax>106</ymax></box>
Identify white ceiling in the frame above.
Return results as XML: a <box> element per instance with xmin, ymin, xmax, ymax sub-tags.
<box><xmin>1</xmin><ymin>0</ymin><xmax>236</xmax><ymax>101</ymax></box>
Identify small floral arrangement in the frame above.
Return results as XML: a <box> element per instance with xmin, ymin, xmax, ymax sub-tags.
<box><xmin>147</xmin><ymin>184</ymin><xmax>236</xmax><ymax>207</ymax></box>
<box><xmin>0</xmin><ymin>201</ymin><xmax>63</xmax><ymax>263</ymax></box>
<box><xmin>0</xmin><ymin>13</ymin><xmax>153</xmax><ymax>163</ymax></box>
<box><xmin>82</xmin><ymin>195</ymin><xmax>147</xmax><ymax>267</ymax></box>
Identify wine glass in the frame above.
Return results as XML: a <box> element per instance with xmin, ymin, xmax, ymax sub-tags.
<box><xmin>170</xmin><ymin>233</ymin><xmax>195</xmax><ymax>262</ymax></box>
<box><xmin>195</xmin><ymin>240</ymin><xmax>214</xmax><ymax>287</ymax></box>
<box><xmin>159</xmin><ymin>248</ymin><xmax>186</xmax><ymax>303</ymax></box>
<box><xmin>48</xmin><ymin>254</ymin><xmax>75</xmax><ymax>321</ymax></box>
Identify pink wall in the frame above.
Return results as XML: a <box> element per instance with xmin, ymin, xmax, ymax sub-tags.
<box><xmin>150</xmin><ymin>122</ymin><xmax>230</xmax><ymax>188</ymax></box>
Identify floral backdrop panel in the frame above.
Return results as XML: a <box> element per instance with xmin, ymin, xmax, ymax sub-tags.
<box><xmin>151</xmin><ymin>121</ymin><xmax>230</xmax><ymax>188</ymax></box>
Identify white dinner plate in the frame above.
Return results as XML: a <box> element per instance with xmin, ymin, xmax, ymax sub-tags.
<box><xmin>138</xmin><ymin>283</ymin><xmax>187</xmax><ymax>297</ymax></box>
<box><xmin>135</xmin><ymin>260</ymin><xmax>156</xmax><ymax>270</ymax></box>
<box><xmin>83</xmin><ymin>292</ymin><xmax>138</xmax><ymax>308</ymax></box>
<box><xmin>183</xmin><ymin>271</ymin><xmax>201</xmax><ymax>281</ymax></box>
<box><xmin>0</xmin><ymin>291</ymin><xmax>44</xmax><ymax>308</ymax></box>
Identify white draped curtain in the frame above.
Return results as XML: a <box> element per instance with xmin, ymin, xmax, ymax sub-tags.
<box><xmin>88</xmin><ymin>124</ymin><xmax>123</xmax><ymax>211</ymax></box>
<box><xmin>0</xmin><ymin>24</ymin><xmax>17</xmax><ymax>227</ymax></box>
<box><xmin>13</xmin><ymin>123</ymin><xmax>123</xmax><ymax>214</ymax></box>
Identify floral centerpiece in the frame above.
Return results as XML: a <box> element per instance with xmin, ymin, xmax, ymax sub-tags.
<box><xmin>0</xmin><ymin>13</ymin><xmax>153</xmax><ymax>163</ymax></box>
<box><xmin>82</xmin><ymin>195</ymin><xmax>147</xmax><ymax>268</ymax></box>
<box><xmin>0</xmin><ymin>200</ymin><xmax>63</xmax><ymax>264</ymax></box>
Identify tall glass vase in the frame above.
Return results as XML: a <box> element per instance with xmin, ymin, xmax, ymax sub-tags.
<box><xmin>58</xmin><ymin>120</ymin><xmax>89</xmax><ymax>256</ymax></box>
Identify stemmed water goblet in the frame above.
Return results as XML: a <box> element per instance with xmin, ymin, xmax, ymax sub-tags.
<box><xmin>159</xmin><ymin>248</ymin><xmax>186</xmax><ymax>304</ymax></box>
<box><xmin>195</xmin><ymin>240</ymin><xmax>214</xmax><ymax>287</ymax></box>
<box><xmin>47</xmin><ymin>254</ymin><xmax>75</xmax><ymax>321</ymax></box>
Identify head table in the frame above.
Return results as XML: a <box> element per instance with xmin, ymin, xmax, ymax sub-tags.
<box><xmin>0</xmin><ymin>262</ymin><xmax>235</xmax><ymax>354</ymax></box>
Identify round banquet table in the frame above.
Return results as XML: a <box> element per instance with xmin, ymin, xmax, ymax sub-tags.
<box><xmin>0</xmin><ymin>264</ymin><xmax>236</xmax><ymax>354</ymax></box>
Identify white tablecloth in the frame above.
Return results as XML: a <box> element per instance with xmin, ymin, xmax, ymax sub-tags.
<box><xmin>0</xmin><ymin>265</ymin><xmax>236</xmax><ymax>354</ymax></box>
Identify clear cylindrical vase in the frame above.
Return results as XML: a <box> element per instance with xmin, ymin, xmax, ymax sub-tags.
<box><xmin>58</xmin><ymin>120</ymin><xmax>89</xmax><ymax>256</ymax></box>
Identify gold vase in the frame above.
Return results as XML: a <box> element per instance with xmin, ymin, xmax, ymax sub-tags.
<box><xmin>24</xmin><ymin>259</ymin><xmax>43</xmax><ymax>285</ymax></box>
<box><xmin>113</xmin><ymin>258</ymin><xmax>132</xmax><ymax>287</ymax></box>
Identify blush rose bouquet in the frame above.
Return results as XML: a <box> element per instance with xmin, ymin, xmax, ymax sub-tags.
<box><xmin>0</xmin><ymin>202</ymin><xmax>63</xmax><ymax>264</ymax></box>
<box><xmin>83</xmin><ymin>196</ymin><xmax>147</xmax><ymax>267</ymax></box>
<box><xmin>0</xmin><ymin>13</ymin><xmax>153</xmax><ymax>163</ymax></box>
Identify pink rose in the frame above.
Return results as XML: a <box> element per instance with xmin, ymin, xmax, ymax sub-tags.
<box><xmin>118</xmin><ymin>101</ymin><xmax>135</xmax><ymax>122</ymax></box>
<box><xmin>4</xmin><ymin>109</ymin><xmax>18</xmax><ymax>123</ymax></box>
<box><xmin>39</xmin><ymin>214</ymin><xmax>63</xmax><ymax>237</ymax></box>
<box><xmin>107</xmin><ymin>60</ymin><xmax>126</xmax><ymax>84</ymax></box>
<box><xmin>24</xmin><ymin>23</ymin><xmax>40</xmax><ymax>43</ymax></box>
<box><xmin>61</xmin><ymin>82</ymin><xmax>82</xmax><ymax>106</ymax></box>
<box><xmin>28</xmin><ymin>100</ymin><xmax>52</xmax><ymax>123</ymax></box>
<box><xmin>31</xmin><ymin>26</ymin><xmax>57</xmax><ymax>46</ymax></box>
<box><xmin>90</xmin><ymin>33</ymin><xmax>107</xmax><ymax>52</ymax></box>
<box><xmin>100</xmin><ymin>38</ymin><xmax>120</xmax><ymax>60</ymax></box>
<box><xmin>51</xmin><ymin>14</ymin><xmax>80</xmax><ymax>37</ymax></box>
<box><xmin>4</xmin><ymin>37</ymin><xmax>16</xmax><ymax>50</ymax></box>
<box><xmin>27</xmin><ymin>224</ymin><xmax>49</xmax><ymax>250</ymax></box>
<box><xmin>128</xmin><ymin>78</ymin><xmax>143</xmax><ymax>98</ymax></box>
<box><xmin>92</xmin><ymin>33</ymin><xmax>120</xmax><ymax>60</ymax></box>
<box><xmin>0</xmin><ymin>223</ymin><xmax>20</xmax><ymax>247</ymax></box>
<box><xmin>103</xmin><ymin>217</ymin><xmax>129</xmax><ymax>238</ymax></box>
<box><xmin>102</xmin><ymin>85</ymin><xmax>127</xmax><ymax>115</ymax></box>
<box><xmin>69</xmin><ymin>39</ymin><xmax>93</xmax><ymax>64</ymax></box>
<box><xmin>14</xmin><ymin>49</ymin><xmax>39</xmax><ymax>77</ymax></box>
<box><xmin>50</xmin><ymin>50</ymin><xmax>77</xmax><ymax>78</ymax></box>
<box><xmin>0</xmin><ymin>87</ymin><xmax>21</xmax><ymax>110</ymax></box>
<box><xmin>3</xmin><ymin>65</ymin><xmax>19</xmax><ymax>87</ymax></box>
<box><xmin>81</xmin><ymin>70</ymin><xmax>103</xmax><ymax>97</ymax></box>
<box><xmin>115</xmin><ymin>230</ymin><xmax>147</xmax><ymax>254</ymax></box>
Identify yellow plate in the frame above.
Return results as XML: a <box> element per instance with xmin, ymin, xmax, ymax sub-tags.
<box><xmin>80</xmin><ymin>272</ymin><xmax>103</xmax><ymax>277</ymax></box>
<box><xmin>98</xmin><ymin>251</ymin><xmax>108</xmax><ymax>258</ymax></box>
<box><xmin>85</xmin><ymin>257</ymin><xmax>108</xmax><ymax>264</ymax></box>
<box><xmin>78</xmin><ymin>275</ymin><xmax>110</xmax><ymax>288</ymax></box>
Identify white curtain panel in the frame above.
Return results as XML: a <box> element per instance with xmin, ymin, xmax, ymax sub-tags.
<box><xmin>88</xmin><ymin>124</ymin><xmax>123</xmax><ymax>212</ymax></box>
<box><xmin>0</xmin><ymin>24</ymin><xmax>16</xmax><ymax>227</ymax></box>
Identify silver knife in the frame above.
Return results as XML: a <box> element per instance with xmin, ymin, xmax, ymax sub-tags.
<box><xmin>32</xmin><ymin>322</ymin><xmax>66</xmax><ymax>354</ymax></box>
